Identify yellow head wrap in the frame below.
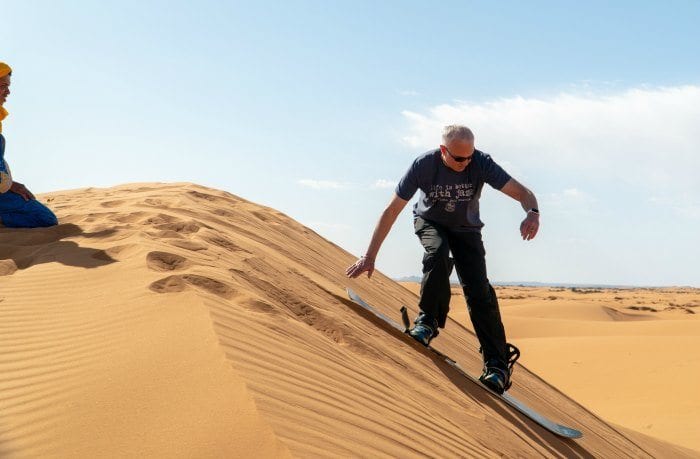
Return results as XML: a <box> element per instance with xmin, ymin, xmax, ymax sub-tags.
<box><xmin>0</xmin><ymin>62</ymin><xmax>11</xmax><ymax>133</ymax></box>
<box><xmin>0</xmin><ymin>62</ymin><xmax>10</xmax><ymax>78</ymax></box>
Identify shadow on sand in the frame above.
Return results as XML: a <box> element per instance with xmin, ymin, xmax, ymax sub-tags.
<box><xmin>0</xmin><ymin>223</ymin><xmax>118</xmax><ymax>272</ymax></box>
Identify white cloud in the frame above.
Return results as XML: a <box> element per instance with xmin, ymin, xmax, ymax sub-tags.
<box><xmin>400</xmin><ymin>85</ymin><xmax>700</xmax><ymax>217</ymax></box>
<box><xmin>298</xmin><ymin>178</ymin><xmax>399</xmax><ymax>191</ymax></box>
<box><xmin>372</xmin><ymin>179</ymin><xmax>397</xmax><ymax>189</ymax></box>
<box><xmin>297</xmin><ymin>179</ymin><xmax>347</xmax><ymax>190</ymax></box>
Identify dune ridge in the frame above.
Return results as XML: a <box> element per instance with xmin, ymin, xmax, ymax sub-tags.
<box><xmin>0</xmin><ymin>183</ymin><xmax>695</xmax><ymax>457</ymax></box>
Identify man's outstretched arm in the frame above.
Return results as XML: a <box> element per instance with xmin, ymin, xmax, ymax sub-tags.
<box><xmin>499</xmin><ymin>178</ymin><xmax>540</xmax><ymax>241</ymax></box>
<box><xmin>346</xmin><ymin>193</ymin><xmax>408</xmax><ymax>278</ymax></box>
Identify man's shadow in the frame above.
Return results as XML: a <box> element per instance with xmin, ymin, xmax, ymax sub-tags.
<box><xmin>0</xmin><ymin>223</ymin><xmax>119</xmax><ymax>272</ymax></box>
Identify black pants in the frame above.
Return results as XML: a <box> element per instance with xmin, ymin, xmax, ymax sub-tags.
<box><xmin>414</xmin><ymin>216</ymin><xmax>508</xmax><ymax>365</ymax></box>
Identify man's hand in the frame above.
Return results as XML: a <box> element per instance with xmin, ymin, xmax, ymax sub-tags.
<box><xmin>520</xmin><ymin>212</ymin><xmax>540</xmax><ymax>240</ymax></box>
<box><xmin>346</xmin><ymin>256</ymin><xmax>375</xmax><ymax>279</ymax></box>
<box><xmin>10</xmin><ymin>182</ymin><xmax>35</xmax><ymax>201</ymax></box>
<box><xmin>345</xmin><ymin>194</ymin><xmax>407</xmax><ymax>280</ymax></box>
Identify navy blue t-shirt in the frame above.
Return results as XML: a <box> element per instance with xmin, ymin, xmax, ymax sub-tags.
<box><xmin>395</xmin><ymin>149</ymin><xmax>511</xmax><ymax>231</ymax></box>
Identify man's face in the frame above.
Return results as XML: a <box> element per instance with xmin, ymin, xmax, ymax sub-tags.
<box><xmin>440</xmin><ymin>138</ymin><xmax>475</xmax><ymax>172</ymax></box>
<box><xmin>0</xmin><ymin>75</ymin><xmax>11</xmax><ymax>106</ymax></box>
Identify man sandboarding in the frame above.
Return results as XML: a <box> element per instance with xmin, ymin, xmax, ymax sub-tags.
<box><xmin>346</xmin><ymin>125</ymin><xmax>540</xmax><ymax>393</ymax></box>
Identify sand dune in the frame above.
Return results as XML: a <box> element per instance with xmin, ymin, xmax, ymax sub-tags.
<box><xmin>0</xmin><ymin>183</ymin><xmax>697</xmax><ymax>457</ymax></box>
<box><xmin>402</xmin><ymin>283</ymin><xmax>700</xmax><ymax>453</ymax></box>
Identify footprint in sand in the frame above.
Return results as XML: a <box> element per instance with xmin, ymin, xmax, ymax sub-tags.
<box><xmin>142</xmin><ymin>214</ymin><xmax>181</xmax><ymax>226</ymax></box>
<box><xmin>149</xmin><ymin>274</ymin><xmax>235</xmax><ymax>298</ymax></box>
<box><xmin>142</xmin><ymin>198</ymin><xmax>164</xmax><ymax>206</ymax></box>
<box><xmin>154</xmin><ymin>221</ymin><xmax>202</xmax><ymax>235</ymax></box>
<box><xmin>143</xmin><ymin>221</ymin><xmax>203</xmax><ymax>240</ymax></box>
<box><xmin>240</xmin><ymin>298</ymin><xmax>280</xmax><ymax>315</ymax></box>
<box><xmin>144</xmin><ymin>229</ymin><xmax>186</xmax><ymax>239</ymax></box>
<box><xmin>112</xmin><ymin>211</ymin><xmax>150</xmax><ymax>224</ymax></box>
<box><xmin>149</xmin><ymin>275</ymin><xmax>187</xmax><ymax>293</ymax></box>
<box><xmin>251</xmin><ymin>211</ymin><xmax>269</xmax><ymax>222</ymax></box>
<box><xmin>213</xmin><ymin>208</ymin><xmax>237</xmax><ymax>218</ymax></box>
<box><xmin>182</xmin><ymin>274</ymin><xmax>235</xmax><ymax>298</ymax></box>
<box><xmin>146</xmin><ymin>251</ymin><xmax>190</xmax><ymax>272</ymax></box>
<box><xmin>92</xmin><ymin>244</ymin><xmax>140</xmax><ymax>262</ymax></box>
<box><xmin>167</xmin><ymin>240</ymin><xmax>208</xmax><ymax>251</ymax></box>
<box><xmin>186</xmin><ymin>190</ymin><xmax>229</xmax><ymax>203</ymax></box>
<box><xmin>100</xmin><ymin>200</ymin><xmax>125</xmax><ymax>208</ymax></box>
<box><xmin>202</xmin><ymin>234</ymin><xmax>250</xmax><ymax>253</ymax></box>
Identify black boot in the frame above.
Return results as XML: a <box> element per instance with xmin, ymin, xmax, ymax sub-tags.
<box><xmin>479</xmin><ymin>359</ymin><xmax>510</xmax><ymax>394</ymax></box>
<box><xmin>409</xmin><ymin>313</ymin><xmax>439</xmax><ymax>346</ymax></box>
<box><xmin>479</xmin><ymin>344</ymin><xmax>520</xmax><ymax>394</ymax></box>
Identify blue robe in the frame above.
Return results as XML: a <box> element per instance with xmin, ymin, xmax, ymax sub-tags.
<box><xmin>0</xmin><ymin>133</ymin><xmax>58</xmax><ymax>228</ymax></box>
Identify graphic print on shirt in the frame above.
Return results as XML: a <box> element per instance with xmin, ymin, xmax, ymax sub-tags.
<box><xmin>427</xmin><ymin>182</ymin><xmax>475</xmax><ymax>212</ymax></box>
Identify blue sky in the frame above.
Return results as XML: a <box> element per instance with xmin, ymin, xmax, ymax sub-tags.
<box><xmin>3</xmin><ymin>1</ymin><xmax>699</xmax><ymax>286</ymax></box>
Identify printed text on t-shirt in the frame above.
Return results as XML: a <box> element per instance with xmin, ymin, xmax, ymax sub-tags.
<box><xmin>427</xmin><ymin>183</ymin><xmax>475</xmax><ymax>201</ymax></box>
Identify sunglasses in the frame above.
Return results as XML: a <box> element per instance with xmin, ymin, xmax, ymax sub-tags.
<box><xmin>444</xmin><ymin>147</ymin><xmax>473</xmax><ymax>163</ymax></box>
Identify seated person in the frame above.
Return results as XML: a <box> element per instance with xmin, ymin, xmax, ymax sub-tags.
<box><xmin>0</xmin><ymin>61</ymin><xmax>58</xmax><ymax>228</ymax></box>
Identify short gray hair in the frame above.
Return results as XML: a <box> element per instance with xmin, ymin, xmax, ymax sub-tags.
<box><xmin>442</xmin><ymin>125</ymin><xmax>474</xmax><ymax>144</ymax></box>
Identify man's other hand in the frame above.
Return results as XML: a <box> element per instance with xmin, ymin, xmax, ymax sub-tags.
<box><xmin>346</xmin><ymin>256</ymin><xmax>375</xmax><ymax>279</ymax></box>
<box><xmin>520</xmin><ymin>212</ymin><xmax>540</xmax><ymax>240</ymax></box>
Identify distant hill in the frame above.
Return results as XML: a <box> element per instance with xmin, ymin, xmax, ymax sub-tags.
<box><xmin>395</xmin><ymin>276</ymin><xmax>670</xmax><ymax>290</ymax></box>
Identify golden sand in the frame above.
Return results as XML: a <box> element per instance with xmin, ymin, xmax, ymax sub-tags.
<box><xmin>0</xmin><ymin>183</ymin><xmax>696</xmax><ymax>457</ymax></box>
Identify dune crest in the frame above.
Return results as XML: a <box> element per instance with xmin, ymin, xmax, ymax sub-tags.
<box><xmin>0</xmin><ymin>183</ymin><xmax>694</xmax><ymax>457</ymax></box>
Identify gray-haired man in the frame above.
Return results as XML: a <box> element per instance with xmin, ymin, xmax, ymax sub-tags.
<box><xmin>346</xmin><ymin>125</ymin><xmax>540</xmax><ymax>393</ymax></box>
